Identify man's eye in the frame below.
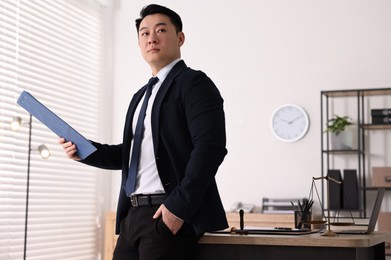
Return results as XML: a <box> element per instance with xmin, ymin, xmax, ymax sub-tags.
<box><xmin>157</xmin><ymin>29</ymin><xmax>166</xmax><ymax>33</ymax></box>
<box><xmin>140</xmin><ymin>32</ymin><xmax>149</xmax><ymax>37</ymax></box>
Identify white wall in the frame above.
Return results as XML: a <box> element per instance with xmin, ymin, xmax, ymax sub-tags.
<box><xmin>109</xmin><ymin>0</ymin><xmax>391</xmax><ymax>210</ymax></box>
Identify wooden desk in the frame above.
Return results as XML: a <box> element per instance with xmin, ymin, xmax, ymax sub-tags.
<box><xmin>105</xmin><ymin>211</ymin><xmax>391</xmax><ymax>259</ymax></box>
<box><xmin>195</xmin><ymin>232</ymin><xmax>391</xmax><ymax>260</ymax></box>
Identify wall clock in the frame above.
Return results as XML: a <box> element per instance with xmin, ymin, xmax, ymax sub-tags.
<box><xmin>271</xmin><ymin>104</ymin><xmax>310</xmax><ymax>142</ymax></box>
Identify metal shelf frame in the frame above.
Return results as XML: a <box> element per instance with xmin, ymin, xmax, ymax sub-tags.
<box><xmin>320</xmin><ymin>87</ymin><xmax>391</xmax><ymax>218</ymax></box>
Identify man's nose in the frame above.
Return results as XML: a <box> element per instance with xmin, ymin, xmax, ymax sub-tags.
<box><xmin>148</xmin><ymin>33</ymin><xmax>158</xmax><ymax>44</ymax></box>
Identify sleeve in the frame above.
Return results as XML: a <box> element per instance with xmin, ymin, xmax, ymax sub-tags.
<box><xmin>81</xmin><ymin>141</ymin><xmax>123</xmax><ymax>171</ymax></box>
<box><xmin>163</xmin><ymin>71</ymin><xmax>227</xmax><ymax>222</ymax></box>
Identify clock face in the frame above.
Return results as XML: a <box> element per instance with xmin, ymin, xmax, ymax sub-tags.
<box><xmin>271</xmin><ymin>104</ymin><xmax>309</xmax><ymax>142</ymax></box>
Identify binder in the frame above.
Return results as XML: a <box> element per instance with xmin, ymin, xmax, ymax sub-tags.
<box><xmin>328</xmin><ymin>169</ymin><xmax>342</xmax><ymax>210</ymax></box>
<box><xmin>17</xmin><ymin>91</ymin><xmax>97</xmax><ymax>160</ymax></box>
<box><xmin>343</xmin><ymin>169</ymin><xmax>359</xmax><ymax>210</ymax></box>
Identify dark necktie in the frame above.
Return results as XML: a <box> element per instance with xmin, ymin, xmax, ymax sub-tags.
<box><xmin>124</xmin><ymin>77</ymin><xmax>159</xmax><ymax>196</ymax></box>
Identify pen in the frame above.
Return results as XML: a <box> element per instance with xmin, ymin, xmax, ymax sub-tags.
<box><xmin>274</xmin><ymin>227</ymin><xmax>292</xmax><ymax>230</ymax></box>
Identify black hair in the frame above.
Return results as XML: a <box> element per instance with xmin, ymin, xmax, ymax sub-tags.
<box><xmin>135</xmin><ymin>4</ymin><xmax>183</xmax><ymax>33</ymax></box>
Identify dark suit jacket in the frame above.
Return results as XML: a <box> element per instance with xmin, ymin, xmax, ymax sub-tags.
<box><xmin>82</xmin><ymin>60</ymin><xmax>228</xmax><ymax>235</ymax></box>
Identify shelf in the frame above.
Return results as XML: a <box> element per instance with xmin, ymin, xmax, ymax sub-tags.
<box><xmin>321</xmin><ymin>87</ymin><xmax>391</xmax><ymax>225</ymax></box>
<box><xmin>322</xmin><ymin>88</ymin><xmax>391</xmax><ymax>98</ymax></box>
<box><xmin>322</xmin><ymin>149</ymin><xmax>364</xmax><ymax>155</ymax></box>
<box><xmin>362</xmin><ymin>124</ymin><xmax>391</xmax><ymax>130</ymax></box>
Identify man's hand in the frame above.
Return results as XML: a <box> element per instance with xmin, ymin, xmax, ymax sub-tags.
<box><xmin>153</xmin><ymin>204</ymin><xmax>184</xmax><ymax>235</ymax></box>
<box><xmin>58</xmin><ymin>138</ymin><xmax>81</xmax><ymax>161</ymax></box>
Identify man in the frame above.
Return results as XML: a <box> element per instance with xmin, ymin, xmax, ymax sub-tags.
<box><xmin>59</xmin><ymin>4</ymin><xmax>227</xmax><ymax>260</ymax></box>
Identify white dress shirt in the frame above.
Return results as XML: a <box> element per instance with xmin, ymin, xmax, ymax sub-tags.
<box><xmin>131</xmin><ymin>58</ymin><xmax>181</xmax><ymax>195</ymax></box>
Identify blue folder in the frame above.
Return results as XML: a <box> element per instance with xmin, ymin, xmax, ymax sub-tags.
<box><xmin>17</xmin><ymin>91</ymin><xmax>97</xmax><ymax>160</ymax></box>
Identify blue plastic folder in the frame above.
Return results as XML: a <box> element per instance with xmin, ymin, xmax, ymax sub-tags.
<box><xmin>17</xmin><ymin>91</ymin><xmax>97</xmax><ymax>160</ymax></box>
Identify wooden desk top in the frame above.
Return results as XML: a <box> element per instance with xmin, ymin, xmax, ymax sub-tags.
<box><xmin>199</xmin><ymin>231</ymin><xmax>391</xmax><ymax>248</ymax></box>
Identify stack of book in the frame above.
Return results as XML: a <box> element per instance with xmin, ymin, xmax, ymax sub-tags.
<box><xmin>371</xmin><ymin>108</ymin><xmax>391</xmax><ymax>124</ymax></box>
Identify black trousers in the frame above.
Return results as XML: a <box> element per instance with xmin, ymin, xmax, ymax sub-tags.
<box><xmin>113</xmin><ymin>205</ymin><xmax>201</xmax><ymax>260</ymax></box>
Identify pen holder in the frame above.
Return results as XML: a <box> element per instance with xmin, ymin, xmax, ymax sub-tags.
<box><xmin>294</xmin><ymin>210</ymin><xmax>312</xmax><ymax>230</ymax></box>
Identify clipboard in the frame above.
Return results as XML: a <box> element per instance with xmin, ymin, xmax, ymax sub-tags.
<box><xmin>17</xmin><ymin>91</ymin><xmax>97</xmax><ymax>160</ymax></box>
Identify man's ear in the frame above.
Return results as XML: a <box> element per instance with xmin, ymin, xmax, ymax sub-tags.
<box><xmin>178</xmin><ymin>32</ymin><xmax>185</xmax><ymax>46</ymax></box>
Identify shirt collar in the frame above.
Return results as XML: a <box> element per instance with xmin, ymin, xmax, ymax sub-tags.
<box><xmin>155</xmin><ymin>58</ymin><xmax>181</xmax><ymax>82</ymax></box>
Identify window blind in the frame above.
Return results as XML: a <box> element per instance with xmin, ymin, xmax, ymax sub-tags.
<box><xmin>0</xmin><ymin>1</ymin><xmax>104</xmax><ymax>259</ymax></box>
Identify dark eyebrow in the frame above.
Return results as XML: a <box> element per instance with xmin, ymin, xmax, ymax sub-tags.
<box><xmin>139</xmin><ymin>22</ymin><xmax>168</xmax><ymax>32</ymax></box>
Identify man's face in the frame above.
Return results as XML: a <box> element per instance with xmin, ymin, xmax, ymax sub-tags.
<box><xmin>138</xmin><ymin>13</ymin><xmax>185</xmax><ymax>74</ymax></box>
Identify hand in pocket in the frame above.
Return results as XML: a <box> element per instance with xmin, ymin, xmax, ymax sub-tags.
<box><xmin>153</xmin><ymin>204</ymin><xmax>184</xmax><ymax>235</ymax></box>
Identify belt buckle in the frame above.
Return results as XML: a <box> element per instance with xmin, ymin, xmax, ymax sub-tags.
<box><xmin>130</xmin><ymin>195</ymin><xmax>138</xmax><ymax>207</ymax></box>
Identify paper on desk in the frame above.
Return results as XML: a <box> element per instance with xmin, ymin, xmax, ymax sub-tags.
<box><xmin>17</xmin><ymin>91</ymin><xmax>97</xmax><ymax>160</ymax></box>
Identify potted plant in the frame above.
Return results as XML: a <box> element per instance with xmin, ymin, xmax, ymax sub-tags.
<box><xmin>325</xmin><ymin>115</ymin><xmax>354</xmax><ymax>150</ymax></box>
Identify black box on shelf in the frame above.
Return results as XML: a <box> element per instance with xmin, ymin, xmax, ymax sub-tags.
<box><xmin>371</xmin><ymin>108</ymin><xmax>391</xmax><ymax>124</ymax></box>
<box><xmin>371</xmin><ymin>108</ymin><xmax>391</xmax><ymax>117</ymax></box>
<box><xmin>371</xmin><ymin>116</ymin><xmax>391</xmax><ymax>124</ymax></box>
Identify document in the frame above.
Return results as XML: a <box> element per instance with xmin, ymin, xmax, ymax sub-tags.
<box><xmin>17</xmin><ymin>91</ymin><xmax>97</xmax><ymax>160</ymax></box>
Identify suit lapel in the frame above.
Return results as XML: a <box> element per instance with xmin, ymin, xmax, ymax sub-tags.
<box><xmin>151</xmin><ymin>60</ymin><xmax>187</xmax><ymax>154</ymax></box>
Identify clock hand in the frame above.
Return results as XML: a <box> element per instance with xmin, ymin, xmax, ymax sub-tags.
<box><xmin>288</xmin><ymin>115</ymin><xmax>303</xmax><ymax>124</ymax></box>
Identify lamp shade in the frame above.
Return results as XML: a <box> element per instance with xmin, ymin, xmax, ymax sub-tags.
<box><xmin>10</xmin><ymin>116</ymin><xmax>22</xmax><ymax>131</ymax></box>
<box><xmin>38</xmin><ymin>145</ymin><xmax>50</xmax><ymax>159</ymax></box>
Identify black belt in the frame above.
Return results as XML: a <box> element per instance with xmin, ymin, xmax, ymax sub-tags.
<box><xmin>130</xmin><ymin>194</ymin><xmax>167</xmax><ymax>207</ymax></box>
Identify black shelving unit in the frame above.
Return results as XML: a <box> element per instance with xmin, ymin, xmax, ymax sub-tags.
<box><xmin>321</xmin><ymin>88</ymin><xmax>391</xmax><ymax>218</ymax></box>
